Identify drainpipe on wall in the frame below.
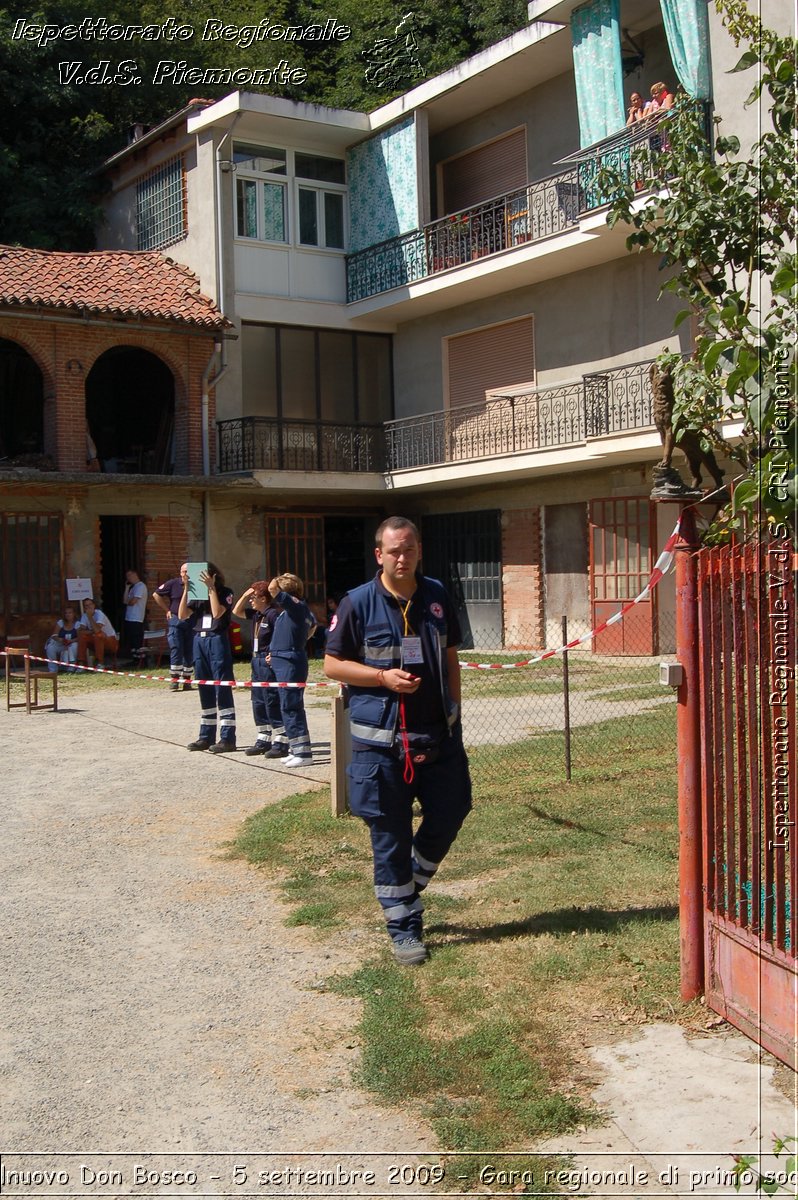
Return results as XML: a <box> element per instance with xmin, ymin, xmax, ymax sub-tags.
<box><xmin>201</xmin><ymin>341</ymin><xmax>224</xmax><ymax>476</ymax></box>
<box><xmin>201</xmin><ymin>342</ymin><xmax>227</xmax><ymax>560</ymax></box>
<box><xmin>199</xmin><ymin>112</ymin><xmax>240</xmax><ymax>555</ymax></box>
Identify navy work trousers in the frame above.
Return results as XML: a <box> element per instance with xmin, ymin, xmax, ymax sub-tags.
<box><xmin>270</xmin><ymin>652</ymin><xmax>311</xmax><ymax>757</ymax></box>
<box><xmin>194</xmin><ymin>631</ymin><xmax>236</xmax><ymax>745</ymax></box>
<box><xmin>251</xmin><ymin>651</ymin><xmax>282</xmax><ymax>736</ymax></box>
<box><xmin>346</xmin><ymin>731</ymin><xmax>472</xmax><ymax>941</ymax></box>
<box><xmin>167</xmin><ymin>617</ymin><xmax>195</xmax><ymax>678</ymax></box>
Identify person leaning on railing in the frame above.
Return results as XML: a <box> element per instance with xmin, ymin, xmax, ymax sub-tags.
<box><xmin>626</xmin><ymin>91</ymin><xmax>646</xmax><ymax>125</ymax></box>
<box><xmin>643</xmin><ymin>81</ymin><xmax>674</xmax><ymax>117</ymax></box>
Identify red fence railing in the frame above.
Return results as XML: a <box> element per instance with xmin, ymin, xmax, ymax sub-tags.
<box><xmin>697</xmin><ymin>541</ymin><xmax>796</xmax><ymax>958</ymax></box>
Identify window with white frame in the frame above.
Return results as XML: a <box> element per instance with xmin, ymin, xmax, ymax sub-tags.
<box><xmin>295</xmin><ymin>152</ymin><xmax>346</xmax><ymax>249</ymax></box>
<box><xmin>234</xmin><ymin>144</ymin><xmax>288</xmax><ymax>243</ymax></box>
<box><xmin>136</xmin><ymin>155</ymin><xmax>185</xmax><ymax>251</ymax></box>
<box><xmin>233</xmin><ymin>144</ymin><xmax>346</xmax><ymax>250</ymax></box>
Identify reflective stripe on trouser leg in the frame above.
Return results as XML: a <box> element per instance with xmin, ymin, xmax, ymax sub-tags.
<box><xmin>412</xmin><ymin>846</ymin><xmax>441</xmax><ymax>892</ymax></box>
<box><xmin>252</xmin><ymin>654</ymin><xmax>281</xmax><ymax>734</ymax></box>
<box><xmin>218</xmin><ymin>704</ymin><xmax>236</xmax><ymax>743</ymax></box>
<box><xmin>198</xmin><ymin>705</ymin><xmax>217</xmax><ymax>742</ymax></box>
<box><xmin>288</xmin><ymin>734</ymin><xmax>311</xmax><ymax>760</ymax></box>
<box><xmin>381</xmin><ymin>896</ymin><xmax>424</xmax><ymax>929</ymax></box>
<box><xmin>368</xmin><ymin>812</ymin><xmax>424</xmax><ymax>941</ymax></box>
<box><xmin>374</xmin><ymin>881</ymin><xmax>421</xmax><ymax>928</ymax></box>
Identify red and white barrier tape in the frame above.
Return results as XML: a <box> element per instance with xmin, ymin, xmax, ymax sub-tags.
<box><xmin>3</xmin><ymin>516</ymin><xmax>684</xmax><ymax>685</ymax></box>
<box><xmin>0</xmin><ymin>655</ymin><xmax>331</xmax><ymax>687</ymax></box>
<box><xmin>458</xmin><ymin>515</ymin><xmax>682</xmax><ymax>671</ymax></box>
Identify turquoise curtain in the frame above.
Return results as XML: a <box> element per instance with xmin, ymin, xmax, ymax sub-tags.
<box><xmin>572</xmin><ymin>0</ymin><xmax>625</xmax><ymax>147</ymax></box>
<box><xmin>659</xmin><ymin>0</ymin><xmax>712</xmax><ymax>98</ymax></box>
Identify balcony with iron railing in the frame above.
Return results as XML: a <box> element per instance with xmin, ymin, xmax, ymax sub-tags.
<box><xmin>384</xmin><ymin>360</ymin><xmax>655</xmax><ymax>472</ymax></box>
<box><xmin>346</xmin><ymin>106</ymin><xmax>710</xmax><ymax>304</ymax></box>
<box><xmin>218</xmin><ymin>416</ymin><xmax>385</xmax><ymax>474</ymax></box>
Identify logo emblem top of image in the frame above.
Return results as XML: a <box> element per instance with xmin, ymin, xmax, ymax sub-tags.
<box><xmin>363</xmin><ymin>12</ymin><xmax>425</xmax><ymax>90</ymax></box>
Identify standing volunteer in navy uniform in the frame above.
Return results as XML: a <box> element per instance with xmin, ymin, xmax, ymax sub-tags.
<box><xmin>152</xmin><ymin>563</ymin><xmax>195</xmax><ymax>691</ymax></box>
<box><xmin>265</xmin><ymin>573</ymin><xmax>316</xmax><ymax>768</ymax></box>
<box><xmin>324</xmin><ymin>516</ymin><xmax>472</xmax><ymax>966</ymax></box>
<box><xmin>232</xmin><ymin>581</ymin><xmax>283</xmax><ymax>756</ymax></box>
<box><xmin>179</xmin><ymin>562</ymin><xmax>236</xmax><ymax>753</ymax></box>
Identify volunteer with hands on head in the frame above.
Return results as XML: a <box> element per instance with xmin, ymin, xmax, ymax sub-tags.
<box><xmin>179</xmin><ymin>562</ymin><xmax>236</xmax><ymax>754</ymax></box>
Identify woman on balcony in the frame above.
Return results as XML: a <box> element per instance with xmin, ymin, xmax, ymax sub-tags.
<box><xmin>626</xmin><ymin>92</ymin><xmax>646</xmax><ymax>125</ymax></box>
<box><xmin>644</xmin><ymin>81</ymin><xmax>674</xmax><ymax>115</ymax></box>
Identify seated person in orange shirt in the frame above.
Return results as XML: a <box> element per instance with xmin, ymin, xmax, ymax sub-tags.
<box><xmin>76</xmin><ymin>598</ymin><xmax>119</xmax><ymax>666</ymax></box>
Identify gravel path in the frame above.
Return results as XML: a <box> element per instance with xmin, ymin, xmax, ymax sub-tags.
<box><xmin>0</xmin><ymin>684</ymin><xmax>433</xmax><ymax>1154</ymax></box>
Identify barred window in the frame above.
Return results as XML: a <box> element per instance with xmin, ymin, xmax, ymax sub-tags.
<box><xmin>1</xmin><ymin>512</ymin><xmax>63</xmax><ymax>615</ymax></box>
<box><xmin>136</xmin><ymin>156</ymin><xmax>186</xmax><ymax>251</ymax></box>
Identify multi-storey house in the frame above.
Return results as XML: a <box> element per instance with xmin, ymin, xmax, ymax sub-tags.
<box><xmin>3</xmin><ymin>0</ymin><xmax>786</xmax><ymax>649</ymax></box>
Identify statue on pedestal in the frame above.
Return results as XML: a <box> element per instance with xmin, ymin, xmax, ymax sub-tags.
<box><xmin>650</xmin><ymin>361</ymin><xmax>728</xmax><ymax>501</ymax></box>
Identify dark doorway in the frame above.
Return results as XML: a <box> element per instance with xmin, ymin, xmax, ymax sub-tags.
<box><xmin>99</xmin><ymin>516</ymin><xmax>144</xmax><ymax>633</ymax></box>
<box><xmin>421</xmin><ymin>511</ymin><xmax>502</xmax><ymax>649</ymax></box>
<box><xmin>324</xmin><ymin>515</ymin><xmax>372</xmax><ymax>602</ymax></box>
<box><xmin>86</xmin><ymin>347</ymin><xmax>174</xmax><ymax>474</ymax></box>
<box><xmin>0</xmin><ymin>338</ymin><xmax>44</xmax><ymax>461</ymax></box>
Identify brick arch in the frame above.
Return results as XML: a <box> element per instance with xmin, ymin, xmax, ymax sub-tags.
<box><xmin>82</xmin><ymin>333</ymin><xmax>189</xmax><ymax>409</ymax></box>
<box><xmin>0</xmin><ymin>327</ymin><xmax>57</xmax><ymax>397</ymax></box>
<box><xmin>86</xmin><ymin>343</ymin><xmax>178</xmax><ymax>474</ymax></box>
<box><xmin>0</xmin><ymin>334</ymin><xmax>49</xmax><ymax>460</ymax></box>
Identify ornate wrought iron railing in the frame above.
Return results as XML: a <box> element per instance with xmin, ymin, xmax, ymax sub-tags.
<box><xmin>218</xmin><ymin>417</ymin><xmax>385</xmax><ymax>474</ymax></box>
<box><xmin>565</xmin><ymin>101</ymin><xmax>712</xmax><ymax>211</ymax></box>
<box><xmin>583</xmin><ymin>360</ymin><xmax>654</xmax><ymax>437</ymax></box>
<box><xmin>346</xmin><ymin>169</ymin><xmax>580</xmax><ymax>303</ymax></box>
<box><xmin>384</xmin><ymin>360</ymin><xmax>655</xmax><ymax>471</ymax></box>
<box><xmin>347</xmin><ymin>103</ymin><xmax>712</xmax><ymax>303</ymax></box>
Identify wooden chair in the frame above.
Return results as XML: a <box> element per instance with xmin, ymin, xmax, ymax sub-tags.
<box><xmin>5</xmin><ymin>635</ymin><xmax>58</xmax><ymax>713</ymax></box>
<box><xmin>133</xmin><ymin>628</ymin><xmax>168</xmax><ymax>670</ymax></box>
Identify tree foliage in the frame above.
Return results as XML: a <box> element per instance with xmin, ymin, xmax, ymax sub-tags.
<box><xmin>600</xmin><ymin>0</ymin><xmax>797</xmax><ymax>541</ymax></box>
<box><xmin>0</xmin><ymin>0</ymin><xmax>527</xmax><ymax>248</ymax></box>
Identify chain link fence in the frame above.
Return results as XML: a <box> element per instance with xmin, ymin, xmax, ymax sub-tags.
<box><xmin>458</xmin><ymin>613</ymin><xmax>678</xmax><ymax>787</ymax></box>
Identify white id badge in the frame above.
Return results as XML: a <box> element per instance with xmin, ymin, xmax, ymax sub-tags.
<box><xmin>201</xmin><ymin>614</ymin><xmax>213</xmax><ymax>630</ymax></box>
<box><xmin>402</xmin><ymin>636</ymin><xmax>424</xmax><ymax>664</ymax></box>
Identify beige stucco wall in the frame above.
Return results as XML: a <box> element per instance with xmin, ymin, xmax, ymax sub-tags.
<box><xmin>392</xmin><ymin>252</ymin><xmax>688</xmax><ymax>419</ymax></box>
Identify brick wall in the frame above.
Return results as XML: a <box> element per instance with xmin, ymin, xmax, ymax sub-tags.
<box><xmin>501</xmin><ymin>507</ymin><xmax>544</xmax><ymax>649</ymax></box>
<box><xmin>141</xmin><ymin>512</ymin><xmax>194</xmax><ymax>624</ymax></box>
<box><xmin>0</xmin><ymin>314</ymin><xmax>217</xmax><ymax>475</ymax></box>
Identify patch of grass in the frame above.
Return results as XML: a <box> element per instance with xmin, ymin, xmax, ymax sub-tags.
<box><xmin>459</xmin><ymin>654</ymin><xmax>663</xmax><ymax>701</ymax></box>
<box><xmin>285</xmin><ymin>902</ymin><xmax>339</xmax><ymax>928</ymax></box>
<box><xmin>228</xmin><ymin>707</ymin><xmax>683</xmax><ymax>1167</ymax></box>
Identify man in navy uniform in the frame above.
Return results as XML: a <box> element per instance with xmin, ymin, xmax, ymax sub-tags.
<box><xmin>324</xmin><ymin>516</ymin><xmax>472</xmax><ymax>965</ymax></box>
<box><xmin>152</xmin><ymin>563</ymin><xmax>195</xmax><ymax>691</ymax></box>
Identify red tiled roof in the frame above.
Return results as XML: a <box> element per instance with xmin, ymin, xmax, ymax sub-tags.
<box><xmin>0</xmin><ymin>246</ymin><xmax>227</xmax><ymax>330</ymax></box>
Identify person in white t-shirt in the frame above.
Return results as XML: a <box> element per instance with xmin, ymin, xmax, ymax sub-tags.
<box><xmin>122</xmin><ymin>567</ymin><xmax>147</xmax><ymax>661</ymax></box>
<box><xmin>76</xmin><ymin>598</ymin><xmax>118</xmax><ymax>666</ymax></box>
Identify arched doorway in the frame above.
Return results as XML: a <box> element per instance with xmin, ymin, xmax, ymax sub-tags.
<box><xmin>86</xmin><ymin>347</ymin><xmax>175</xmax><ymax>473</ymax></box>
<box><xmin>0</xmin><ymin>338</ymin><xmax>45</xmax><ymax>462</ymax></box>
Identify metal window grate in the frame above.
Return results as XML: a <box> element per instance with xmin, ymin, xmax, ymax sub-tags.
<box><xmin>136</xmin><ymin>156</ymin><xmax>185</xmax><ymax>251</ymax></box>
<box><xmin>1</xmin><ymin>512</ymin><xmax>63</xmax><ymax>614</ymax></box>
<box><xmin>421</xmin><ymin>511</ymin><xmax>501</xmax><ymax>602</ymax></box>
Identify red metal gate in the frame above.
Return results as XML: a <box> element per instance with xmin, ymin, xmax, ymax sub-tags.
<box><xmin>690</xmin><ymin>538</ymin><xmax>797</xmax><ymax>1067</ymax></box>
<box><xmin>589</xmin><ymin>498</ymin><xmax>657</xmax><ymax>654</ymax></box>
